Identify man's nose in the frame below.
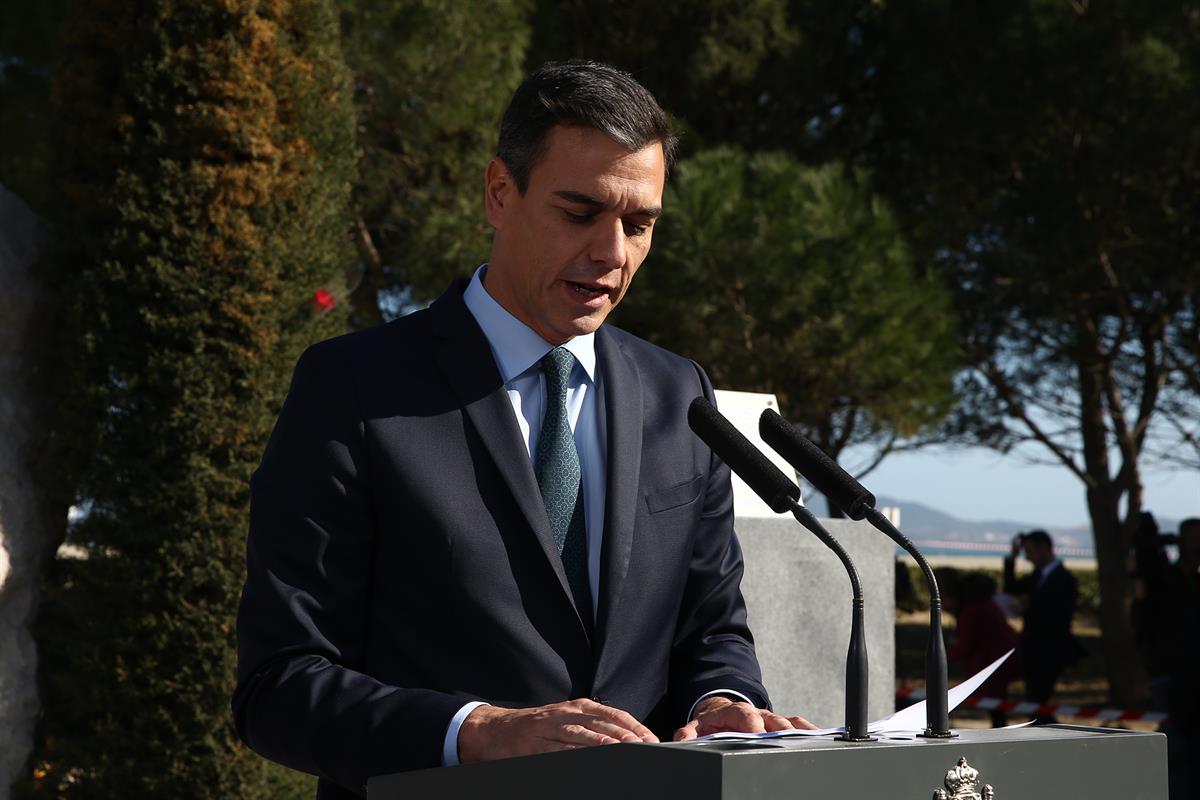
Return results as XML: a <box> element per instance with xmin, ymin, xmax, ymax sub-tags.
<box><xmin>588</xmin><ymin>218</ymin><xmax>626</xmax><ymax>267</ymax></box>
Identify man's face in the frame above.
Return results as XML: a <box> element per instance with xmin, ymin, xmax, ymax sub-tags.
<box><xmin>483</xmin><ymin>125</ymin><xmax>665</xmax><ymax>344</ymax></box>
<box><xmin>1022</xmin><ymin>539</ymin><xmax>1053</xmax><ymax>568</ymax></box>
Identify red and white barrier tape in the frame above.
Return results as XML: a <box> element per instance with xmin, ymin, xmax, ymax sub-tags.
<box><xmin>894</xmin><ymin>686</ymin><xmax>1168</xmax><ymax>724</ymax></box>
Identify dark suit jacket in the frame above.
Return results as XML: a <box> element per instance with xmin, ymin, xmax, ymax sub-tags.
<box><xmin>1003</xmin><ymin>558</ymin><xmax>1079</xmax><ymax>675</ymax></box>
<box><xmin>232</xmin><ymin>280</ymin><xmax>768</xmax><ymax>797</ymax></box>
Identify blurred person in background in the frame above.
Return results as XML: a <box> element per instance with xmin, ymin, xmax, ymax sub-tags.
<box><xmin>1131</xmin><ymin>514</ymin><xmax>1200</xmax><ymax>799</ymax></box>
<box><xmin>1003</xmin><ymin>530</ymin><xmax>1083</xmax><ymax>724</ymax></box>
<box><xmin>941</xmin><ymin>569</ymin><xmax>1021</xmax><ymax>727</ymax></box>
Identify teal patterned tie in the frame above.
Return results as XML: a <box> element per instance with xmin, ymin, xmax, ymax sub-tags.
<box><xmin>535</xmin><ymin>347</ymin><xmax>592</xmax><ymax>625</ymax></box>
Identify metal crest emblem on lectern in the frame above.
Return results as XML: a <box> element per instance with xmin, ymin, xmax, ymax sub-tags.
<box><xmin>931</xmin><ymin>757</ymin><xmax>994</xmax><ymax>800</ymax></box>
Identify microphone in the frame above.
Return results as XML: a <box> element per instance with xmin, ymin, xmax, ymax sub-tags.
<box><xmin>759</xmin><ymin>409</ymin><xmax>953</xmax><ymax>738</ymax></box>
<box><xmin>687</xmin><ymin>397</ymin><xmax>872</xmax><ymax>741</ymax></box>
<box><xmin>755</xmin><ymin>415</ymin><xmax>877</xmax><ymax>520</ymax></box>
<box><xmin>686</xmin><ymin>397</ymin><xmax>799</xmax><ymax>513</ymax></box>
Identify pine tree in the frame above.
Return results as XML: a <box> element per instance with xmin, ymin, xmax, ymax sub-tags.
<box><xmin>26</xmin><ymin>0</ymin><xmax>354</xmax><ymax>795</ymax></box>
<box><xmin>337</xmin><ymin>0</ymin><xmax>531</xmax><ymax>323</ymax></box>
<box><xmin>615</xmin><ymin>148</ymin><xmax>959</xmax><ymax>497</ymax></box>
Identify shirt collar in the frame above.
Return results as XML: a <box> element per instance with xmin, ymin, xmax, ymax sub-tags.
<box><xmin>462</xmin><ymin>264</ymin><xmax>597</xmax><ymax>383</ymax></box>
<box><xmin>1039</xmin><ymin>559</ymin><xmax>1061</xmax><ymax>582</ymax></box>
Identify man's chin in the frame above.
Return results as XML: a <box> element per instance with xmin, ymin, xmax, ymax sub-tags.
<box><xmin>549</xmin><ymin>310</ymin><xmax>608</xmax><ymax>343</ymax></box>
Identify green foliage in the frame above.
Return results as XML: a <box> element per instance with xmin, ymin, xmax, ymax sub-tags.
<box><xmin>903</xmin><ymin>564</ymin><xmax>1101</xmax><ymax>618</ymax></box>
<box><xmin>23</xmin><ymin>0</ymin><xmax>356</xmax><ymax>795</ymax></box>
<box><xmin>615</xmin><ymin>147</ymin><xmax>959</xmax><ymax>463</ymax></box>
<box><xmin>523</xmin><ymin>0</ymin><xmax>868</xmax><ymax>157</ymax></box>
<box><xmin>818</xmin><ymin>0</ymin><xmax>1200</xmax><ymax>703</ymax></box>
<box><xmin>815</xmin><ymin>0</ymin><xmax>1200</xmax><ymax>462</ymax></box>
<box><xmin>1075</xmin><ymin>570</ymin><xmax>1102</xmax><ymax>619</ymax></box>
<box><xmin>528</xmin><ymin>0</ymin><xmax>806</xmax><ymax>149</ymax></box>
<box><xmin>338</xmin><ymin>0</ymin><xmax>531</xmax><ymax>321</ymax></box>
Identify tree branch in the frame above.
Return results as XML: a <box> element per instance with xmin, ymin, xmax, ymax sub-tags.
<box><xmin>850</xmin><ymin>431</ymin><xmax>898</xmax><ymax>481</ymax></box>
<box><xmin>350</xmin><ymin>215</ymin><xmax>385</xmax><ymax>328</ymax></box>
<box><xmin>979</xmin><ymin>361</ymin><xmax>1089</xmax><ymax>481</ymax></box>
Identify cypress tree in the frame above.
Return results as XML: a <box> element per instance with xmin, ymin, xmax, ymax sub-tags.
<box><xmin>26</xmin><ymin>0</ymin><xmax>354</xmax><ymax>796</ymax></box>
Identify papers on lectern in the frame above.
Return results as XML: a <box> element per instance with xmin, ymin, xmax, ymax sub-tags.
<box><xmin>692</xmin><ymin>649</ymin><xmax>1015</xmax><ymax>741</ymax></box>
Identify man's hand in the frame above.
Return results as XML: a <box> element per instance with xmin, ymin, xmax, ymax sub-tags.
<box><xmin>673</xmin><ymin>696</ymin><xmax>816</xmax><ymax>741</ymax></box>
<box><xmin>457</xmin><ymin>698</ymin><xmax>659</xmax><ymax>763</ymax></box>
<box><xmin>1010</xmin><ymin>533</ymin><xmax>1024</xmax><ymax>558</ymax></box>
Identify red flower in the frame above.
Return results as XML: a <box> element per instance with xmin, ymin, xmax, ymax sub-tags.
<box><xmin>313</xmin><ymin>288</ymin><xmax>337</xmax><ymax>312</ymax></box>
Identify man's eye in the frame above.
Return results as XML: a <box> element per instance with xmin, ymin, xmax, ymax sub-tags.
<box><xmin>564</xmin><ymin>210</ymin><xmax>593</xmax><ymax>224</ymax></box>
<box><xmin>624</xmin><ymin>220</ymin><xmax>650</xmax><ymax>237</ymax></box>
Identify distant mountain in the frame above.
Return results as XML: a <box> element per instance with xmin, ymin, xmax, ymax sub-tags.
<box><xmin>874</xmin><ymin>494</ymin><xmax>1032</xmax><ymax>542</ymax></box>
<box><xmin>867</xmin><ymin>495</ymin><xmax>1179</xmax><ymax>557</ymax></box>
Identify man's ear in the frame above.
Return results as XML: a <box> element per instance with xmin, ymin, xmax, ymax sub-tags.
<box><xmin>484</xmin><ymin>158</ymin><xmax>516</xmax><ymax>229</ymax></box>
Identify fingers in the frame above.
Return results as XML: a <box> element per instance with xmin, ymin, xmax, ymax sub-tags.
<box><xmin>682</xmin><ymin>699</ymin><xmax>780</xmax><ymax>740</ymax></box>
<box><xmin>694</xmin><ymin>702</ymin><xmax>765</xmax><ymax>736</ymax></box>
<box><xmin>580</xmin><ymin>698</ymin><xmax>659</xmax><ymax>742</ymax></box>
<box><xmin>459</xmin><ymin>701</ymin><xmax>658</xmax><ymax>763</ymax></box>
<box><xmin>761</xmin><ymin>712</ymin><xmax>795</xmax><ymax>732</ymax></box>
<box><xmin>558</xmin><ymin>722</ymin><xmax>623</xmax><ymax>746</ymax></box>
<box><xmin>686</xmin><ymin>702</ymin><xmax>820</xmax><ymax>738</ymax></box>
<box><xmin>673</xmin><ymin>721</ymin><xmax>699</xmax><ymax>741</ymax></box>
<box><xmin>575</xmin><ymin>717</ymin><xmax>644</xmax><ymax>744</ymax></box>
<box><xmin>787</xmin><ymin>715</ymin><xmax>818</xmax><ymax>730</ymax></box>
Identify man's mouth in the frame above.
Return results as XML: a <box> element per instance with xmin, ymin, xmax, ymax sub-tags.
<box><xmin>565</xmin><ymin>280</ymin><xmax>610</xmax><ymax>301</ymax></box>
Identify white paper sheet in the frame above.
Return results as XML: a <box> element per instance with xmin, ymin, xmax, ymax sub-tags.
<box><xmin>866</xmin><ymin>647</ymin><xmax>1014</xmax><ymax>733</ymax></box>
<box><xmin>692</xmin><ymin>648</ymin><xmax>1014</xmax><ymax>741</ymax></box>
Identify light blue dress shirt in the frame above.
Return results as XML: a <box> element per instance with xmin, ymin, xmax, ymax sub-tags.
<box><xmin>440</xmin><ymin>265</ymin><xmax>750</xmax><ymax>765</ymax></box>
<box><xmin>462</xmin><ymin>264</ymin><xmax>608</xmax><ymax>610</ymax></box>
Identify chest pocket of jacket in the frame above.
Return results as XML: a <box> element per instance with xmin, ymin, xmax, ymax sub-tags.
<box><xmin>644</xmin><ymin>473</ymin><xmax>704</xmax><ymax>514</ymax></box>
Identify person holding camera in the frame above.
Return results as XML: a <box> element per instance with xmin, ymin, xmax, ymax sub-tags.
<box><xmin>1003</xmin><ymin>530</ymin><xmax>1082</xmax><ymax>724</ymax></box>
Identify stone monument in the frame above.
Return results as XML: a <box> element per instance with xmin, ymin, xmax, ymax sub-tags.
<box><xmin>714</xmin><ymin>390</ymin><xmax>895</xmax><ymax>727</ymax></box>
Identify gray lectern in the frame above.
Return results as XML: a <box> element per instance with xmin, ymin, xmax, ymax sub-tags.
<box><xmin>368</xmin><ymin>725</ymin><xmax>1165</xmax><ymax>798</ymax></box>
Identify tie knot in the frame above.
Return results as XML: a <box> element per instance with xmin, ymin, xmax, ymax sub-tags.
<box><xmin>540</xmin><ymin>346</ymin><xmax>575</xmax><ymax>393</ymax></box>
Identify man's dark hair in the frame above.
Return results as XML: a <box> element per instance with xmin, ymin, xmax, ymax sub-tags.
<box><xmin>497</xmin><ymin>60</ymin><xmax>678</xmax><ymax>194</ymax></box>
<box><xmin>1180</xmin><ymin>518</ymin><xmax>1200</xmax><ymax>536</ymax></box>
<box><xmin>1023</xmin><ymin>529</ymin><xmax>1053</xmax><ymax>549</ymax></box>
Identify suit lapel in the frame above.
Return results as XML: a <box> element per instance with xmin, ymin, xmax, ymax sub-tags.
<box><xmin>429</xmin><ymin>282</ymin><xmax>578</xmax><ymax>619</ymax></box>
<box><xmin>594</xmin><ymin>327</ymin><xmax>643</xmax><ymax>646</ymax></box>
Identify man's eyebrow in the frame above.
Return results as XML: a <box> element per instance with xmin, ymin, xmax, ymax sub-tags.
<box><xmin>552</xmin><ymin>190</ymin><xmax>663</xmax><ymax>219</ymax></box>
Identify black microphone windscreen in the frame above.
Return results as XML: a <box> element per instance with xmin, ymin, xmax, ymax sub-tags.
<box><xmin>759</xmin><ymin>409</ymin><xmax>876</xmax><ymax>520</ymax></box>
<box><xmin>687</xmin><ymin>398</ymin><xmax>800</xmax><ymax>514</ymax></box>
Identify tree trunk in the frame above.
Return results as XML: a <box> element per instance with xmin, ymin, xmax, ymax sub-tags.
<box><xmin>1086</xmin><ymin>485</ymin><xmax>1144</xmax><ymax>708</ymax></box>
<box><xmin>349</xmin><ymin>216</ymin><xmax>385</xmax><ymax>329</ymax></box>
<box><xmin>1075</xmin><ymin>316</ymin><xmax>1146</xmax><ymax>708</ymax></box>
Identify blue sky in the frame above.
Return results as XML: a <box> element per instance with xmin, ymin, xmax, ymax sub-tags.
<box><xmin>837</xmin><ymin>444</ymin><xmax>1198</xmax><ymax>528</ymax></box>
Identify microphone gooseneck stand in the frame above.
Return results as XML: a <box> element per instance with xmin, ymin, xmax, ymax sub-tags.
<box><xmin>860</xmin><ymin>506</ymin><xmax>952</xmax><ymax>738</ymax></box>
<box><xmin>758</xmin><ymin>409</ymin><xmax>953</xmax><ymax>738</ymax></box>
<box><xmin>788</xmin><ymin>500</ymin><xmax>872</xmax><ymax>742</ymax></box>
<box><xmin>686</xmin><ymin>398</ymin><xmax>872</xmax><ymax>742</ymax></box>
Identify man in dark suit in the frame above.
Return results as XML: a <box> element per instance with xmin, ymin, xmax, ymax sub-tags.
<box><xmin>1003</xmin><ymin>529</ymin><xmax>1081</xmax><ymax>723</ymax></box>
<box><xmin>233</xmin><ymin>61</ymin><xmax>812</xmax><ymax>797</ymax></box>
